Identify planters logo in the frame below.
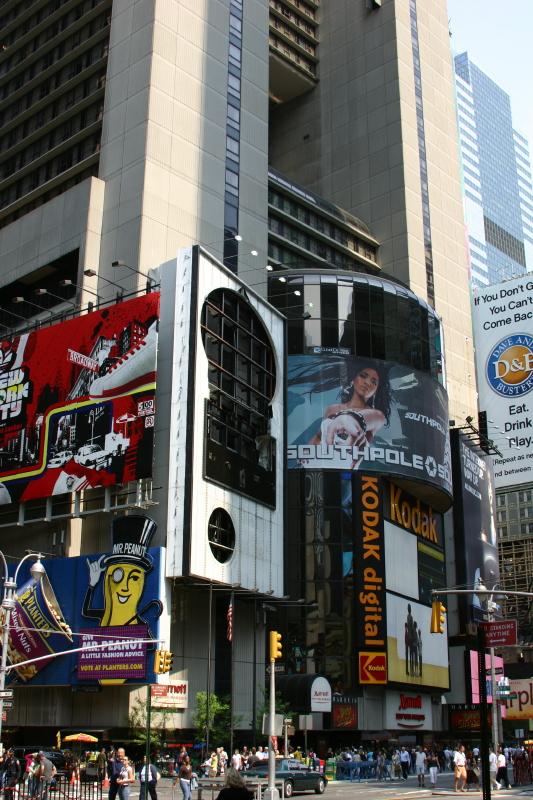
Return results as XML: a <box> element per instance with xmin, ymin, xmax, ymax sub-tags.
<box><xmin>486</xmin><ymin>334</ymin><xmax>533</xmax><ymax>397</ymax></box>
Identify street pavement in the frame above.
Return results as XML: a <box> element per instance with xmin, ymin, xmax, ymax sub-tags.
<box><xmin>126</xmin><ymin>772</ymin><xmax>533</xmax><ymax>800</ymax></box>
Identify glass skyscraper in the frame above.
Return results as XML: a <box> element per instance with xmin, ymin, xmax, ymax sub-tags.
<box><xmin>454</xmin><ymin>52</ymin><xmax>533</xmax><ymax>288</ymax></box>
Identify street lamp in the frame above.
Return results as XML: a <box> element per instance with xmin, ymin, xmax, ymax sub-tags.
<box><xmin>475</xmin><ymin>579</ymin><xmax>503</xmax><ymax>756</ymax></box>
<box><xmin>0</xmin><ymin>551</ymin><xmax>45</xmax><ymax>751</ymax></box>
<box><xmin>111</xmin><ymin>261</ymin><xmax>157</xmax><ymax>292</ymax></box>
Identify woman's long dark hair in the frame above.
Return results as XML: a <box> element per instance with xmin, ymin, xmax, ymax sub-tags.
<box><xmin>288</xmin><ymin>356</ymin><xmax>393</xmax><ymax>423</ymax></box>
<box><xmin>340</xmin><ymin>358</ymin><xmax>392</xmax><ymax>423</ymax></box>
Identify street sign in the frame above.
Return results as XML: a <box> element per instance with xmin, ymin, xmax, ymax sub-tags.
<box><xmin>1</xmin><ymin>702</ymin><xmax>13</xmax><ymax>709</ymax></box>
<box><xmin>485</xmin><ymin>666</ymin><xmax>504</xmax><ymax>675</ymax></box>
<box><xmin>0</xmin><ymin>690</ymin><xmax>14</xmax><ymax>699</ymax></box>
<box><xmin>479</xmin><ymin>619</ymin><xmax>517</xmax><ymax>647</ymax></box>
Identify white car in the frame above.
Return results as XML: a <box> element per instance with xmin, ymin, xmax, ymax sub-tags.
<box><xmin>49</xmin><ymin>450</ymin><xmax>74</xmax><ymax>468</ymax></box>
<box><xmin>74</xmin><ymin>444</ymin><xmax>109</xmax><ymax>470</ymax></box>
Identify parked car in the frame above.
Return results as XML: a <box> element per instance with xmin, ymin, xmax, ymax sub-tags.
<box><xmin>48</xmin><ymin>450</ymin><xmax>74</xmax><ymax>468</ymax></box>
<box><xmin>74</xmin><ymin>444</ymin><xmax>108</xmax><ymax>470</ymax></box>
<box><xmin>245</xmin><ymin>759</ymin><xmax>327</xmax><ymax>797</ymax></box>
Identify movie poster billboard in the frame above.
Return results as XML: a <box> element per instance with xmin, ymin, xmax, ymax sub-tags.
<box><xmin>451</xmin><ymin>431</ymin><xmax>499</xmax><ymax>624</ymax></box>
<box><xmin>0</xmin><ymin>294</ymin><xmax>159</xmax><ymax>505</ymax></box>
<box><xmin>472</xmin><ymin>275</ymin><xmax>533</xmax><ymax>489</ymax></box>
<box><xmin>386</xmin><ymin>593</ymin><xmax>449</xmax><ymax>690</ymax></box>
<box><xmin>3</xmin><ymin>515</ymin><xmax>163</xmax><ymax>686</ymax></box>
<box><xmin>287</xmin><ymin>355</ymin><xmax>452</xmax><ymax>500</ymax></box>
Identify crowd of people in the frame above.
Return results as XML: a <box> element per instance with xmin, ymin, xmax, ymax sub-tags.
<box><xmin>0</xmin><ymin>750</ymin><xmax>57</xmax><ymax>800</ymax></box>
<box><xmin>335</xmin><ymin>742</ymin><xmax>533</xmax><ymax>790</ymax></box>
<box><xmin>1</xmin><ymin>739</ymin><xmax>533</xmax><ymax>799</ymax></box>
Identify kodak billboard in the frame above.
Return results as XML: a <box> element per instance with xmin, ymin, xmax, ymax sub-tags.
<box><xmin>354</xmin><ymin>475</ymin><xmax>387</xmax><ymax>684</ymax></box>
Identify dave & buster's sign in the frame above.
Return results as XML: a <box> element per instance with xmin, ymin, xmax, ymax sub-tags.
<box><xmin>0</xmin><ymin>294</ymin><xmax>159</xmax><ymax>504</ymax></box>
<box><xmin>286</xmin><ymin>354</ymin><xmax>452</xmax><ymax>500</ymax></box>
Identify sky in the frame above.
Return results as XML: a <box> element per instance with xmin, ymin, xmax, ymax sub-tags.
<box><xmin>447</xmin><ymin>0</ymin><xmax>533</xmax><ymax>149</ymax></box>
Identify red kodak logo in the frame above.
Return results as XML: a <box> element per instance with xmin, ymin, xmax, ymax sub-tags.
<box><xmin>359</xmin><ymin>652</ymin><xmax>387</xmax><ymax>684</ymax></box>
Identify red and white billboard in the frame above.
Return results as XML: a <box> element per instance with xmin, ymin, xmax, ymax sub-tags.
<box><xmin>0</xmin><ymin>294</ymin><xmax>159</xmax><ymax>504</ymax></box>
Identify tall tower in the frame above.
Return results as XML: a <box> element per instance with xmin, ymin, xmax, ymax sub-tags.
<box><xmin>269</xmin><ymin>0</ymin><xmax>476</xmax><ymax>423</ymax></box>
<box><xmin>454</xmin><ymin>52</ymin><xmax>533</xmax><ymax>289</ymax></box>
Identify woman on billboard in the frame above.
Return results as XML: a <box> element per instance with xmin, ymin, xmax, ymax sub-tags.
<box><xmin>308</xmin><ymin>359</ymin><xmax>392</xmax><ymax>466</ymax></box>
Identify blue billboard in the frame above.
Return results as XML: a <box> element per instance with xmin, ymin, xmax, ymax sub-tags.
<box><xmin>5</xmin><ymin>515</ymin><xmax>164</xmax><ymax>686</ymax></box>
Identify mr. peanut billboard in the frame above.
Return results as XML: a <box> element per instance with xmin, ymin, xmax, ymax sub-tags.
<box><xmin>0</xmin><ymin>294</ymin><xmax>159</xmax><ymax>504</ymax></box>
<box><xmin>4</xmin><ymin>516</ymin><xmax>163</xmax><ymax>686</ymax></box>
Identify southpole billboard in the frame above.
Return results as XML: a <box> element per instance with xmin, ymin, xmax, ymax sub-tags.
<box><xmin>0</xmin><ymin>294</ymin><xmax>159</xmax><ymax>504</ymax></box>
<box><xmin>472</xmin><ymin>275</ymin><xmax>533</xmax><ymax>488</ymax></box>
<box><xmin>286</xmin><ymin>354</ymin><xmax>452</xmax><ymax>501</ymax></box>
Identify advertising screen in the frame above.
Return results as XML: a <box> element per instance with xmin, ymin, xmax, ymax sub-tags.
<box><xmin>4</xmin><ymin>515</ymin><xmax>163</xmax><ymax>686</ymax></box>
<box><xmin>504</xmin><ymin>679</ymin><xmax>533</xmax><ymax>720</ymax></box>
<box><xmin>287</xmin><ymin>355</ymin><xmax>451</xmax><ymax>498</ymax></box>
<box><xmin>386</xmin><ymin>593</ymin><xmax>449</xmax><ymax>689</ymax></box>
<box><xmin>469</xmin><ymin>651</ymin><xmax>505</xmax><ymax>705</ymax></box>
<box><xmin>0</xmin><ymin>294</ymin><xmax>159</xmax><ymax>504</ymax></box>
<box><xmin>472</xmin><ymin>276</ymin><xmax>533</xmax><ymax>488</ymax></box>
<box><xmin>451</xmin><ymin>432</ymin><xmax>499</xmax><ymax>623</ymax></box>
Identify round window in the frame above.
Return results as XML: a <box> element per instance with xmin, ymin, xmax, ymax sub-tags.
<box><xmin>208</xmin><ymin>507</ymin><xmax>235</xmax><ymax>563</ymax></box>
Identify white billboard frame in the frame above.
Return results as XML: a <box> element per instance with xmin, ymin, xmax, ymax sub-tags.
<box><xmin>472</xmin><ymin>275</ymin><xmax>533</xmax><ymax>489</ymax></box>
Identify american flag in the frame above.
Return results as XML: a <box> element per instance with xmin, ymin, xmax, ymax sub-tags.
<box><xmin>227</xmin><ymin>600</ymin><xmax>233</xmax><ymax>642</ymax></box>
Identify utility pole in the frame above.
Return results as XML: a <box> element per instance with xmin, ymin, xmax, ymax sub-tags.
<box><xmin>265</xmin><ymin>631</ymin><xmax>282</xmax><ymax>800</ymax></box>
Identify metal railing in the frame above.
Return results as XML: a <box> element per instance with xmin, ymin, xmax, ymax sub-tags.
<box><xmin>2</xmin><ymin>775</ymin><xmax>103</xmax><ymax>800</ymax></box>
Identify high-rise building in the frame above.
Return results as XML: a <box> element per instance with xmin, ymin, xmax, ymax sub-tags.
<box><xmin>454</xmin><ymin>52</ymin><xmax>533</xmax><ymax>288</ymax></box>
<box><xmin>0</xmin><ymin>0</ymin><xmax>475</xmax><ymax>421</ymax></box>
<box><xmin>0</xmin><ymin>0</ymin><xmax>479</xmax><ymax>742</ymax></box>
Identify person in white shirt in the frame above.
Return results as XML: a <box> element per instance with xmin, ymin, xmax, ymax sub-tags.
<box><xmin>400</xmin><ymin>747</ymin><xmax>410</xmax><ymax>781</ymax></box>
<box><xmin>453</xmin><ymin>745</ymin><xmax>467</xmax><ymax>792</ymax></box>
<box><xmin>231</xmin><ymin>751</ymin><xmax>242</xmax><ymax>771</ymax></box>
<box><xmin>496</xmin><ymin>749</ymin><xmax>511</xmax><ymax>789</ymax></box>
<box><xmin>488</xmin><ymin>747</ymin><xmax>500</xmax><ymax>791</ymax></box>
<box><xmin>415</xmin><ymin>748</ymin><xmax>427</xmax><ymax>787</ymax></box>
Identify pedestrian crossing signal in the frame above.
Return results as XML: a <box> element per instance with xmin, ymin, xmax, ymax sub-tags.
<box><xmin>430</xmin><ymin>600</ymin><xmax>446</xmax><ymax>634</ymax></box>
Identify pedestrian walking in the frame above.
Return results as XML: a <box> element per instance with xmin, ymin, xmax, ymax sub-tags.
<box><xmin>496</xmin><ymin>748</ymin><xmax>511</xmax><ymax>789</ymax></box>
<box><xmin>415</xmin><ymin>747</ymin><xmax>426</xmax><ymax>787</ymax></box>
<box><xmin>453</xmin><ymin>744</ymin><xmax>467</xmax><ymax>793</ymax></box>
<box><xmin>174</xmin><ymin>755</ymin><xmax>193</xmax><ymax>800</ymax></box>
<box><xmin>97</xmin><ymin>749</ymin><xmax>108</xmax><ymax>783</ymax></box>
<box><xmin>108</xmin><ymin>749</ymin><xmax>127</xmax><ymax>800</ymax></box>
<box><xmin>488</xmin><ymin>747</ymin><xmax>500</xmax><ymax>791</ymax></box>
<box><xmin>36</xmin><ymin>752</ymin><xmax>56</xmax><ymax>800</ymax></box>
<box><xmin>117</xmin><ymin>757</ymin><xmax>134</xmax><ymax>800</ymax></box>
<box><xmin>139</xmin><ymin>756</ymin><xmax>159</xmax><ymax>800</ymax></box>
<box><xmin>400</xmin><ymin>747</ymin><xmax>410</xmax><ymax>780</ymax></box>
<box><xmin>2</xmin><ymin>751</ymin><xmax>20</xmax><ymax>800</ymax></box>
<box><xmin>427</xmin><ymin>750</ymin><xmax>439</xmax><ymax>789</ymax></box>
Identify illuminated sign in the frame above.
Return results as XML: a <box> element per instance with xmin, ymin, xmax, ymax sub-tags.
<box><xmin>354</xmin><ymin>475</ymin><xmax>387</xmax><ymax>660</ymax></box>
<box><xmin>388</xmin><ymin>484</ymin><xmax>441</xmax><ymax>545</ymax></box>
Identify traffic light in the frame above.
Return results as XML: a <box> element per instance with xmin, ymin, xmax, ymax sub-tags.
<box><xmin>430</xmin><ymin>600</ymin><xmax>446</xmax><ymax>634</ymax></box>
<box><xmin>269</xmin><ymin>630</ymin><xmax>282</xmax><ymax>662</ymax></box>
<box><xmin>162</xmin><ymin>650</ymin><xmax>174</xmax><ymax>673</ymax></box>
<box><xmin>154</xmin><ymin>649</ymin><xmax>174</xmax><ymax>673</ymax></box>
